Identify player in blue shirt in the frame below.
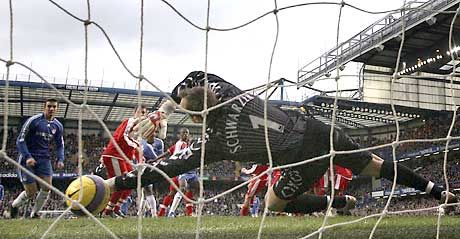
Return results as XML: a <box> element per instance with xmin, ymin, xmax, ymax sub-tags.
<box><xmin>10</xmin><ymin>98</ymin><xmax>65</xmax><ymax>218</ymax></box>
<box><xmin>143</xmin><ymin>137</ymin><xmax>165</xmax><ymax>164</ymax></box>
<box><xmin>141</xmin><ymin>135</ymin><xmax>164</xmax><ymax>217</ymax></box>
<box><xmin>140</xmin><ymin>136</ymin><xmax>164</xmax><ymax>217</ymax></box>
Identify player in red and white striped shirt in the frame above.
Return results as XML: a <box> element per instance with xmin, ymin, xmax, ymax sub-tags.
<box><xmin>101</xmin><ymin>105</ymin><xmax>147</xmax><ymax>217</ymax></box>
<box><xmin>157</xmin><ymin>128</ymin><xmax>190</xmax><ymax>217</ymax></box>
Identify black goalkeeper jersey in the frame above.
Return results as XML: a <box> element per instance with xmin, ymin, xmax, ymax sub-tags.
<box><xmin>116</xmin><ymin>71</ymin><xmax>370</xmax><ymax>190</ymax></box>
<box><xmin>170</xmin><ymin>71</ymin><xmax>304</xmax><ymax>165</ymax></box>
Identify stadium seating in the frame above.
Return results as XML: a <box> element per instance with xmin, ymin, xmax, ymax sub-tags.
<box><xmin>1</xmin><ymin>113</ymin><xmax>459</xmax><ymax>217</ymax></box>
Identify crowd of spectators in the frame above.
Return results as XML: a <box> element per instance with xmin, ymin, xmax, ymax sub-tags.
<box><xmin>353</xmin><ymin>195</ymin><xmax>441</xmax><ymax>216</ymax></box>
<box><xmin>416</xmin><ymin>157</ymin><xmax>460</xmax><ymax>185</ymax></box>
<box><xmin>352</xmin><ymin>114</ymin><xmax>460</xmax><ymax>190</ymax></box>
<box><xmin>356</xmin><ymin>115</ymin><xmax>460</xmax><ymax>158</ymax></box>
<box><xmin>203</xmin><ymin>161</ymin><xmax>238</xmax><ymax>178</ymax></box>
<box><xmin>377</xmin><ymin>156</ymin><xmax>460</xmax><ymax>192</ymax></box>
<box><xmin>4</xmin><ymin>114</ymin><xmax>457</xmax><ymax>179</ymax></box>
<box><xmin>0</xmin><ymin>129</ymin><xmax>240</xmax><ymax>177</ymax></box>
<box><xmin>1</xmin><ymin>113</ymin><xmax>460</xmax><ymax>218</ymax></box>
<box><xmin>0</xmin><ymin>128</ymin><xmax>18</xmax><ymax>172</ymax></box>
<box><xmin>0</xmin><ymin>126</ymin><xmax>249</xmax><ymax>218</ymax></box>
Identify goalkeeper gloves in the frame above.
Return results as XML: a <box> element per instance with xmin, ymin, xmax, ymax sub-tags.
<box><xmin>135</xmin><ymin>100</ymin><xmax>175</xmax><ymax>139</ymax></box>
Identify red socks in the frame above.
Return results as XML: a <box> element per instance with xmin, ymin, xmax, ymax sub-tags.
<box><xmin>158</xmin><ymin>195</ymin><xmax>173</xmax><ymax>216</ymax></box>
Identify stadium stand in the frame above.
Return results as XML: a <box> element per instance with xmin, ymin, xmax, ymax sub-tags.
<box><xmin>1</xmin><ymin>77</ymin><xmax>460</xmax><ymax>218</ymax></box>
<box><xmin>2</xmin><ymin>111</ymin><xmax>460</xmax><ymax>217</ymax></box>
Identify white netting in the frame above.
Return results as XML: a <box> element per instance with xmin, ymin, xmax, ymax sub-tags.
<box><xmin>1</xmin><ymin>0</ymin><xmax>460</xmax><ymax>239</ymax></box>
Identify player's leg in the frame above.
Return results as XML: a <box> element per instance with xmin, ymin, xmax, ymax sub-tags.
<box><xmin>334</xmin><ymin>144</ymin><xmax>455</xmax><ymax>206</ymax></box>
<box><xmin>266</xmin><ymin>166</ymin><xmax>356</xmax><ymax>214</ymax></box>
<box><xmin>241</xmin><ymin>178</ymin><xmax>260</xmax><ymax>216</ymax></box>
<box><xmin>11</xmin><ymin>183</ymin><xmax>37</xmax><ymax>218</ymax></box>
<box><xmin>265</xmin><ymin>118</ymin><xmax>357</xmax><ymax>214</ymax></box>
<box><xmin>335</xmin><ymin>176</ymin><xmax>353</xmax><ymax>215</ymax></box>
<box><xmin>335</xmin><ymin>174</ymin><xmax>350</xmax><ymax>197</ymax></box>
<box><xmin>358</xmin><ymin>155</ymin><xmax>457</xmax><ymax>212</ymax></box>
<box><xmin>143</xmin><ymin>184</ymin><xmax>157</xmax><ymax>217</ymax></box>
<box><xmin>168</xmin><ymin>176</ymin><xmax>185</xmax><ymax>217</ymax></box>
<box><xmin>266</xmin><ymin>187</ymin><xmax>356</xmax><ymax>214</ymax></box>
<box><xmin>305</xmin><ymin>117</ymin><xmax>456</xmax><ymax>213</ymax></box>
<box><xmin>113</xmin><ymin>190</ymin><xmax>131</xmax><ymax>218</ymax></box>
<box><xmin>313</xmin><ymin>175</ymin><xmax>327</xmax><ymax>196</ymax></box>
<box><xmin>250</xmin><ymin>197</ymin><xmax>260</xmax><ymax>217</ymax></box>
<box><xmin>184</xmin><ymin>190</ymin><xmax>194</xmax><ymax>216</ymax></box>
<box><xmin>11</xmin><ymin>157</ymin><xmax>38</xmax><ymax>218</ymax></box>
<box><xmin>184</xmin><ymin>176</ymin><xmax>198</xmax><ymax>216</ymax></box>
<box><xmin>168</xmin><ymin>191</ymin><xmax>182</xmax><ymax>217</ymax></box>
<box><xmin>30</xmin><ymin>159</ymin><xmax>53</xmax><ymax>218</ymax></box>
<box><xmin>102</xmin><ymin>156</ymin><xmax>124</xmax><ymax>217</ymax></box>
<box><xmin>113</xmin><ymin>160</ymin><xmax>133</xmax><ymax>217</ymax></box>
<box><xmin>158</xmin><ymin>191</ymin><xmax>175</xmax><ymax>217</ymax></box>
<box><xmin>30</xmin><ymin>175</ymin><xmax>52</xmax><ymax>218</ymax></box>
<box><xmin>158</xmin><ymin>176</ymin><xmax>179</xmax><ymax>217</ymax></box>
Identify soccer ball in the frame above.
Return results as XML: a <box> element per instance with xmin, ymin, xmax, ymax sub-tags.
<box><xmin>65</xmin><ymin>175</ymin><xmax>110</xmax><ymax>216</ymax></box>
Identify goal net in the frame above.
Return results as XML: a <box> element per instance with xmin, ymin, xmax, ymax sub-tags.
<box><xmin>1</xmin><ymin>0</ymin><xmax>460</xmax><ymax>239</ymax></box>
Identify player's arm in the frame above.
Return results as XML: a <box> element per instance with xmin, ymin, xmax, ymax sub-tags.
<box><xmin>54</xmin><ymin>122</ymin><xmax>65</xmax><ymax>169</ymax></box>
<box><xmin>241</xmin><ymin>164</ymin><xmax>258</xmax><ymax>175</ymax></box>
<box><xmin>145</xmin><ymin>71</ymin><xmax>243</xmax><ymax>140</ymax></box>
<box><xmin>157</xmin><ymin>101</ymin><xmax>175</xmax><ymax>139</ymax></box>
<box><xmin>115</xmin><ymin>137</ymin><xmax>222</xmax><ymax>190</ymax></box>
<box><xmin>134</xmin><ymin>100</ymin><xmax>175</xmax><ymax>140</ymax></box>
<box><xmin>16</xmin><ymin>116</ymin><xmax>35</xmax><ymax>165</ymax></box>
<box><xmin>157</xmin><ymin>139</ymin><xmax>165</xmax><ymax>155</ymax></box>
<box><xmin>116</xmin><ymin>143</ymin><xmax>204</xmax><ymax>190</ymax></box>
<box><xmin>123</xmin><ymin>117</ymin><xmax>143</xmax><ymax>150</ymax></box>
<box><xmin>167</xmin><ymin>143</ymin><xmax>176</xmax><ymax>155</ymax></box>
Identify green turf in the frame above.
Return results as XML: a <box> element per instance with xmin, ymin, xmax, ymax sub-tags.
<box><xmin>1</xmin><ymin>216</ymin><xmax>459</xmax><ymax>239</ymax></box>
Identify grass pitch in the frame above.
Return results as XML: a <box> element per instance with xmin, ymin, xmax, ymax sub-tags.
<box><xmin>1</xmin><ymin>215</ymin><xmax>459</xmax><ymax>239</ymax></box>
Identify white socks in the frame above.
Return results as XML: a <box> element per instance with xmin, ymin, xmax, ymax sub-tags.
<box><xmin>12</xmin><ymin>191</ymin><xmax>29</xmax><ymax>208</ymax></box>
<box><xmin>31</xmin><ymin>190</ymin><xmax>49</xmax><ymax>217</ymax></box>
<box><xmin>168</xmin><ymin>191</ymin><xmax>182</xmax><ymax>216</ymax></box>
<box><xmin>425</xmin><ymin>181</ymin><xmax>435</xmax><ymax>194</ymax></box>
<box><xmin>145</xmin><ymin>195</ymin><xmax>157</xmax><ymax>217</ymax></box>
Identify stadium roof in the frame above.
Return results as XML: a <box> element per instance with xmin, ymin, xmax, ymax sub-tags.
<box><xmin>353</xmin><ymin>2</ymin><xmax>460</xmax><ymax>76</ymax></box>
<box><xmin>0</xmin><ymin>79</ymin><xmax>302</xmax><ymax>128</ymax></box>
<box><xmin>301</xmin><ymin>95</ymin><xmax>443</xmax><ymax>129</ymax></box>
<box><xmin>298</xmin><ymin>0</ymin><xmax>460</xmax><ymax>85</ymax></box>
<box><xmin>1</xmin><ymin>79</ymin><xmax>446</xmax><ymax>130</ymax></box>
<box><xmin>0</xmin><ymin>80</ymin><xmax>196</xmax><ymax>126</ymax></box>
